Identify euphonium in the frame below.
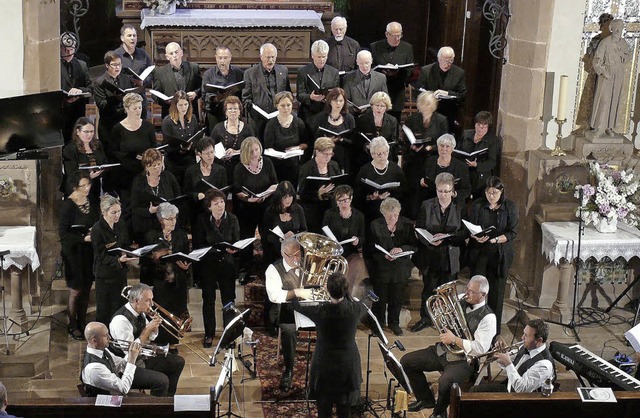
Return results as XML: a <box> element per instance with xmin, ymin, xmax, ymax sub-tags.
<box><xmin>296</xmin><ymin>232</ymin><xmax>348</xmax><ymax>301</ymax></box>
<box><xmin>426</xmin><ymin>280</ymin><xmax>473</xmax><ymax>355</ymax></box>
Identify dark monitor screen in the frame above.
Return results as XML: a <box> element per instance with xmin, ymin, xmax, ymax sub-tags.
<box><xmin>0</xmin><ymin>91</ymin><xmax>64</xmax><ymax>157</ymax></box>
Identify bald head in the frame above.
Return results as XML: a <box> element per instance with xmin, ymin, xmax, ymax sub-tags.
<box><xmin>85</xmin><ymin>322</ymin><xmax>109</xmax><ymax>349</ymax></box>
<box><xmin>165</xmin><ymin>42</ymin><xmax>184</xmax><ymax>69</ymax></box>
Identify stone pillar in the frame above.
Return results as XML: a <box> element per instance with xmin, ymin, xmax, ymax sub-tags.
<box><xmin>549</xmin><ymin>260</ymin><xmax>572</xmax><ymax>321</ymax></box>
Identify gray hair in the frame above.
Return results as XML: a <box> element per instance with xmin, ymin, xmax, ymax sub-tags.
<box><xmin>470</xmin><ymin>275</ymin><xmax>489</xmax><ymax>295</ymax></box>
<box><xmin>437</xmin><ymin>133</ymin><xmax>456</xmax><ymax>148</ymax></box>
<box><xmin>331</xmin><ymin>16</ymin><xmax>347</xmax><ymax>27</ymax></box>
<box><xmin>259</xmin><ymin>43</ymin><xmax>277</xmax><ymax>56</ymax></box>
<box><xmin>311</xmin><ymin>40</ymin><xmax>329</xmax><ymax>55</ymax></box>
<box><xmin>370</xmin><ymin>136</ymin><xmax>389</xmax><ymax>154</ymax></box>
<box><xmin>386</xmin><ymin>21</ymin><xmax>402</xmax><ymax>33</ymax></box>
<box><xmin>357</xmin><ymin>50</ymin><xmax>372</xmax><ymax>62</ymax></box>
<box><xmin>380</xmin><ymin>197</ymin><xmax>401</xmax><ymax>215</ymax></box>
<box><xmin>435</xmin><ymin>172</ymin><xmax>455</xmax><ymax>189</ymax></box>
<box><xmin>127</xmin><ymin>283</ymin><xmax>152</xmax><ymax>303</ymax></box>
<box><xmin>156</xmin><ymin>202</ymin><xmax>179</xmax><ymax>220</ymax></box>
<box><xmin>99</xmin><ymin>194</ymin><xmax>121</xmax><ymax>213</ymax></box>
<box><xmin>438</xmin><ymin>46</ymin><xmax>455</xmax><ymax>59</ymax></box>
<box><xmin>280</xmin><ymin>236</ymin><xmax>299</xmax><ymax>253</ymax></box>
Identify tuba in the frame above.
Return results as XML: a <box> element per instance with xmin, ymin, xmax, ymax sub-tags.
<box><xmin>426</xmin><ymin>280</ymin><xmax>473</xmax><ymax>355</ymax></box>
<box><xmin>296</xmin><ymin>232</ymin><xmax>348</xmax><ymax>301</ymax></box>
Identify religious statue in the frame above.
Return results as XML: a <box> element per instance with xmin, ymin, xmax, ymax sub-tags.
<box><xmin>589</xmin><ymin>19</ymin><xmax>631</xmax><ymax>137</ymax></box>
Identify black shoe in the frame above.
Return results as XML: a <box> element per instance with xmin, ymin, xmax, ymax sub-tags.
<box><xmin>279</xmin><ymin>369</ymin><xmax>293</xmax><ymax>391</ymax></box>
<box><xmin>390</xmin><ymin>324</ymin><xmax>403</xmax><ymax>336</ymax></box>
<box><xmin>408</xmin><ymin>399</ymin><xmax>436</xmax><ymax>412</ymax></box>
<box><xmin>168</xmin><ymin>347</ymin><xmax>179</xmax><ymax>355</ymax></box>
<box><xmin>68</xmin><ymin>326</ymin><xmax>84</xmax><ymax>341</ymax></box>
<box><xmin>203</xmin><ymin>336</ymin><xmax>213</xmax><ymax>348</ymax></box>
<box><xmin>430</xmin><ymin>412</ymin><xmax>447</xmax><ymax>418</ymax></box>
<box><xmin>410</xmin><ymin>318</ymin><xmax>431</xmax><ymax>333</ymax></box>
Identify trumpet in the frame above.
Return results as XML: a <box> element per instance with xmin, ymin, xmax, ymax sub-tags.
<box><xmin>110</xmin><ymin>338</ymin><xmax>169</xmax><ymax>358</ymax></box>
<box><xmin>470</xmin><ymin>341</ymin><xmax>524</xmax><ymax>363</ymax></box>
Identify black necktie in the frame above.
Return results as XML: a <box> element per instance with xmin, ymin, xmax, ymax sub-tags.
<box><xmin>103</xmin><ymin>351</ymin><xmax>116</xmax><ymax>373</ymax></box>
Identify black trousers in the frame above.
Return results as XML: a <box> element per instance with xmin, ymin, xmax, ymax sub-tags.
<box><xmin>471</xmin><ymin>247</ymin><xmax>505</xmax><ymax>334</ymax></box>
<box><xmin>280</xmin><ymin>322</ymin><xmax>297</xmax><ymax>373</ymax></box>
<box><xmin>372</xmin><ymin>280</ymin><xmax>404</xmax><ymax>327</ymax></box>
<box><xmin>400</xmin><ymin>345</ymin><xmax>474</xmax><ymax>415</ymax></box>
<box><xmin>201</xmin><ymin>260</ymin><xmax>236</xmax><ymax>338</ymax></box>
<box><xmin>131</xmin><ymin>366</ymin><xmax>169</xmax><ymax>396</ymax></box>
<box><xmin>317</xmin><ymin>396</ymin><xmax>351</xmax><ymax>418</ymax></box>
<box><xmin>144</xmin><ymin>353</ymin><xmax>185</xmax><ymax>396</ymax></box>
<box><xmin>95</xmin><ymin>276</ymin><xmax>127</xmax><ymax>326</ymax></box>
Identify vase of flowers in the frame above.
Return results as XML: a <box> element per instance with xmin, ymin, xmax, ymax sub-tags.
<box><xmin>575</xmin><ymin>162</ymin><xmax>639</xmax><ymax>232</ymax></box>
<box><xmin>143</xmin><ymin>0</ymin><xmax>191</xmax><ymax>15</ymax></box>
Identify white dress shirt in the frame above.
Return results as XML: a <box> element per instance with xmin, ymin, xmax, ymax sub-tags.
<box><xmin>265</xmin><ymin>259</ymin><xmax>298</xmax><ymax>304</ymax></box>
<box><xmin>504</xmin><ymin>343</ymin><xmax>554</xmax><ymax>393</ymax></box>
<box><xmin>461</xmin><ymin>300</ymin><xmax>497</xmax><ymax>358</ymax></box>
<box><xmin>81</xmin><ymin>347</ymin><xmax>136</xmax><ymax>395</ymax></box>
<box><xmin>110</xmin><ymin>303</ymin><xmax>158</xmax><ymax>345</ymax></box>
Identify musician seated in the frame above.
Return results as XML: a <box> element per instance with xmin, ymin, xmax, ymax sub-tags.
<box><xmin>400</xmin><ymin>275</ymin><xmax>496</xmax><ymax>418</ymax></box>
<box><xmin>471</xmin><ymin>319</ymin><xmax>555</xmax><ymax>393</ymax></box>
<box><xmin>109</xmin><ymin>283</ymin><xmax>185</xmax><ymax>396</ymax></box>
<box><xmin>81</xmin><ymin>321</ymin><xmax>167</xmax><ymax>396</ymax></box>
<box><xmin>265</xmin><ymin>236</ymin><xmax>314</xmax><ymax>392</ymax></box>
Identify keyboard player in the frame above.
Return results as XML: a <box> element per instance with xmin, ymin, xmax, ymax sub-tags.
<box><xmin>473</xmin><ymin>319</ymin><xmax>556</xmax><ymax>392</ymax></box>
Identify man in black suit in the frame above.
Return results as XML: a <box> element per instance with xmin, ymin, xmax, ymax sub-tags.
<box><xmin>60</xmin><ymin>32</ymin><xmax>92</xmax><ymax>142</ymax></box>
<box><xmin>242</xmin><ymin>43</ymin><xmax>291</xmax><ymax>140</ymax></box>
<box><xmin>153</xmin><ymin>42</ymin><xmax>202</xmax><ymax>119</ymax></box>
<box><xmin>296</xmin><ymin>40</ymin><xmax>340</xmax><ymax>125</ymax></box>
<box><xmin>202</xmin><ymin>46</ymin><xmax>245</xmax><ymax>133</ymax></box>
<box><xmin>370</xmin><ymin>22</ymin><xmax>414</xmax><ymax>122</ymax></box>
<box><xmin>342</xmin><ymin>50</ymin><xmax>388</xmax><ymax>113</ymax></box>
<box><xmin>414</xmin><ymin>46</ymin><xmax>467</xmax><ymax>134</ymax></box>
<box><xmin>326</xmin><ymin>16</ymin><xmax>361</xmax><ymax>73</ymax></box>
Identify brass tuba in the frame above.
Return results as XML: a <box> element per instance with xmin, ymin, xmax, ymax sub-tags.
<box><xmin>296</xmin><ymin>232</ymin><xmax>348</xmax><ymax>301</ymax></box>
<box><xmin>426</xmin><ymin>280</ymin><xmax>473</xmax><ymax>355</ymax></box>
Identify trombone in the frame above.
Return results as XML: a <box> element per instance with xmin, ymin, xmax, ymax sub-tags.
<box><xmin>469</xmin><ymin>341</ymin><xmax>524</xmax><ymax>363</ymax></box>
<box><xmin>110</xmin><ymin>338</ymin><xmax>169</xmax><ymax>358</ymax></box>
<box><xmin>121</xmin><ymin>286</ymin><xmax>211</xmax><ymax>364</ymax></box>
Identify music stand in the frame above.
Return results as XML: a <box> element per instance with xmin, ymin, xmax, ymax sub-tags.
<box><xmin>210</xmin><ymin>305</ymin><xmax>250</xmax><ymax>418</ymax></box>
<box><xmin>377</xmin><ymin>341</ymin><xmax>413</xmax><ymax>414</ymax></box>
<box><xmin>359</xmin><ymin>300</ymin><xmax>388</xmax><ymax>417</ymax></box>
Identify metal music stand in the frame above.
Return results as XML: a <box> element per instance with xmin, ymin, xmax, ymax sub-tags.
<box><xmin>211</xmin><ymin>305</ymin><xmax>250</xmax><ymax>418</ymax></box>
<box><xmin>0</xmin><ymin>250</ymin><xmax>24</xmax><ymax>355</ymax></box>
<box><xmin>358</xmin><ymin>294</ymin><xmax>388</xmax><ymax>418</ymax></box>
<box><xmin>377</xmin><ymin>341</ymin><xmax>413</xmax><ymax>417</ymax></box>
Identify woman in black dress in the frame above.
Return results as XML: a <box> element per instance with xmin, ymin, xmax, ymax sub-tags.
<box><xmin>142</xmin><ymin>203</ymin><xmax>191</xmax><ymax>350</ymax></box>
<box><xmin>91</xmin><ymin>194</ymin><xmax>136</xmax><ymax>325</ymax></box>
<box><xmin>161</xmin><ymin>90</ymin><xmax>199</xmax><ymax>186</ymax></box>
<box><xmin>403</xmin><ymin>91</ymin><xmax>448</xmax><ymax>219</ymax></box>
<box><xmin>210</xmin><ymin>96</ymin><xmax>254</xmax><ymax>181</ymax></box>
<box><xmin>367</xmin><ymin>197</ymin><xmax>416</xmax><ymax>336</ymax></box>
<box><xmin>312</xmin><ymin>87</ymin><xmax>355</xmax><ymax>174</ymax></box>
<box><xmin>129</xmin><ymin>148</ymin><xmax>182</xmax><ymax>246</ymax></box>
<box><xmin>421</xmin><ymin>134</ymin><xmax>471</xmax><ymax>207</ymax></box>
<box><xmin>233</xmin><ymin>137</ymin><xmax>278</xmax><ymax>269</ymax></box>
<box><xmin>262</xmin><ymin>181</ymin><xmax>307</xmax><ymax>265</ymax></box>
<box><xmin>293</xmin><ymin>272</ymin><xmax>366</xmax><ymax>418</ymax></box>
<box><xmin>192</xmin><ymin>189</ymin><xmax>240</xmax><ymax>347</ymax></box>
<box><xmin>182</xmin><ymin>137</ymin><xmax>228</xmax><ymax>232</ymax></box>
<box><xmin>410</xmin><ymin>172</ymin><xmax>466</xmax><ymax>333</ymax></box>
<box><xmin>354</xmin><ymin>136</ymin><xmax>406</xmax><ymax>225</ymax></box>
<box><xmin>467</xmin><ymin>176</ymin><xmax>518</xmax><ymax>334</ymax></box>
<box><xmin>322</xmin><ymin>185</ymin><xmax>368</xmax><ymax>298</ymax></box>
<box><xmin>62</xmin><ymin>117</ymin><xmax>108</xmax><ymax>200</ymax></box>
<box><xmin>457</xmin><ymin>111</ymin><xmax>501</xmax><ymax>198</ymax></box>
<box><xmin>355</xmin><ymin>91</ymin><xmax>398</xmax><ymax>171</ymax></box>
<box><xmin>59</xmin><ymin>171</ymin><xmax>99</xmax><ymax>339</ymax></box>
<box><xmin>263</xmin><ymin>91</ymin><xmax>308</xmax><ymax>187</ymax></box>
<box><xmin>110</xmin><ymin>92</ymin><xmax>157</xmax><ymax>203</ymax></box>
<box><xmin>298</xmin><ymin>137</ymin><xmax>342</xmax><ymax>233</ymax></box>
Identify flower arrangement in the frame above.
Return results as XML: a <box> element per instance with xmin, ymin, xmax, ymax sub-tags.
<box><xmin>0</xmin><ymin>175</ymin><xmax>16</xmax><ymax>198</ymax></box>
<box><xmin>143</xmin><ymin>0</ymin><xmax>191</xmax><ymax>14</ymax></box>
<box><xmin>575</xmin><ymin>161</ymin><xmax>639</xmax><ymax>228</ymax></box>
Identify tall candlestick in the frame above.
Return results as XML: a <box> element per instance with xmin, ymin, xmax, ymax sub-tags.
<box><xmin>557</xmin><ymin>75</ymin><xmax>568</xmax><ymax>121</ymax></box>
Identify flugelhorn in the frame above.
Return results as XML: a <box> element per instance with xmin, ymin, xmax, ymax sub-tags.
<box><xmin>110</xmin><ymin>338</ymin><xmax>169</xmax><ymax>357</ymax></box>
<box><xmin>470</xmin><ymin>341</ymin><xmax>524</xmax><ymax>363</ymax></box>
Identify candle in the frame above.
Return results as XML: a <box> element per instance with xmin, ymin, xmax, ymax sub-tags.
<box><xmin>557</xmin><ymin>75</ymin><xmax>568</xmax><ymax>121</ymax></box>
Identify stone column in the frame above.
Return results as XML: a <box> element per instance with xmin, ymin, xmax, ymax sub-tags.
<box><xmin>549</xmin><ymin>259</ymin><xmax>572</xmax><ymax>321</ymax></box>
<box><xmin>9</xmin><ymin>266</ymin><xmax>28</xmax><ymax>331</ymax></box>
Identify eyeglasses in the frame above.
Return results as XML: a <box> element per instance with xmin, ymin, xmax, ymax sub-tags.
<box><xmin>372</xmin><ymin>151</ymin><xmax>389</xmax><ymax>157</ymax></box>
<box><xmin>283</xmin><ymin>250</ymin><xmax>301</xmax><ymax>258</ymax></box>
<box><xmin>109</xmin><ymin>63</ymin><xmax>122</xmax><ymax>68</ymax></box>
<box><xmin>337</xmin><ymin>197</ymin><xmax>352</xmax><ymax>203</ymax></box>
<box><xmin>466</xmin><ymin>288</ymin><xmax>484</xmax><ymax>296</ymax></box>
<box><xmin>436</xmin><ymin>189</ymin><xmax>453</xmax><ymax>194</ymax></box>
<box><xmin>387</xmin><ymin>33</ymin><xmax>403</xmax><ymax>39</ymax></box>
<box><xmin>440</xmin><ymin>59</ymin><xmax>454</xmax><ymax>65</ymax></box>
<box><xmin>485</xmin><ymin>189</ymin><xmax>502</xmax><ymax>196</ymax></box>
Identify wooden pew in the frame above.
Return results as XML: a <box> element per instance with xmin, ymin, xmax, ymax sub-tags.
<box><xmin>7</xmin><ymin>397</ymin><xmax>216</xmax><ymax>418</ymax></box>
<box><xmin>449</xmin><ymin>384</ymin><xmax>640</xmax><ymax>418</ymax></box>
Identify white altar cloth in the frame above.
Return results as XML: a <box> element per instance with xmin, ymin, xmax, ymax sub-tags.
<box><xmin>0</xmin><ymin>226</ymin><xmax>40</xmax><ymax>271</ymax></box>
<box><xmin>140</xmin><ymin>9</ymin><xmax>325</xmax><ymax>31</ymax></box>
<box><xmin>541</xmin><ymin>221</ymin><xmax>640</xmax><ymax>266</ymax></box>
